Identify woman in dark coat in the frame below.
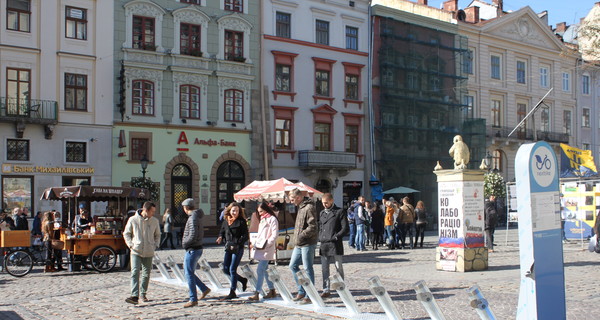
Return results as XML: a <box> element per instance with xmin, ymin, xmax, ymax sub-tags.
<box><xmin>216</xmin><ymin>202</ymin><xmax>249</xmax><ymax>299</ymax></box>
<box><xmin>370</xmin><ymin>201</ymin><xmax>385</xmax><ymax>250</ymax></box>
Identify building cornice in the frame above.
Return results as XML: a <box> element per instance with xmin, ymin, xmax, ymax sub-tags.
<box><xmin>263</xmin><ymin>35</ymin><xmax>368</xmax><ymax>57</ymax></box>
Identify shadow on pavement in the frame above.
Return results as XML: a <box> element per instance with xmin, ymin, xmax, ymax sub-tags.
<box><xmin>0</xmin><ymin>311</ymin><xmax>23</xmax><ymax>319</ymax></box>
<box><xmin>487</xmin><ymin>264</ymin><xmax>520</xmax><ymax>271</ymax></box>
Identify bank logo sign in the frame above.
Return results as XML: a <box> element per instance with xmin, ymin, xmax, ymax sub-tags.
<box><xmin>531</xmin><ymin>146</ymin><xmax>555</xmax><ymax>187</ymax></box>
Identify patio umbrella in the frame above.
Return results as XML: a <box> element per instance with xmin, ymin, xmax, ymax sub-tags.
<box><xmin>382</xmin><ymin>186</ymin><xmax>420</xmax><ymax>194</ymax></box>
<box><xmin>233</xmin><ymin>178</ymin><xmax>322</xmax><ymax>202</ymax></box>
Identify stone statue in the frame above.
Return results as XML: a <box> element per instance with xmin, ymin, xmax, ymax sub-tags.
<box><xmin>449</xmin><ymin>135</ymin><xmax>470</xmax><ymax>170</ymax></box>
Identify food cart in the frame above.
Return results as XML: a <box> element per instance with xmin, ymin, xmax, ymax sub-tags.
<box><xmin>40</xmin><ymin>186</ymin><xmax>149</xmax><ymax>272</ymax></box>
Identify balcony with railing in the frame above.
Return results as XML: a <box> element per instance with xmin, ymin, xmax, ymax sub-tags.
<box><xmin>486</xmin><ymin>125</ymin><xmax>569</xmax><ymax>144</ymax></box>
<box><xmin>0</xmin><ymin>97</ymin><xmax>58</xmax><ymax>123</ymax></box>
<box><xmin>298</xmin><ymin>150</ymin><xmax>357</xmax><ymax>169</ymax></box>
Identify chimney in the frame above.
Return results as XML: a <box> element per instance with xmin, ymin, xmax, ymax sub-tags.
<box><xmin>464</xmin><ymin>6</ymin><xmax>480</xmax><ymax>23</ymax></box>
<box><xmin>417</xmin><ymin>0</ymin><xmax>428</xmax><ymax>5</ymax></box>
<box><xmin>492</xmin><ymin>0</ymin><xmax>503</xmax><ymax>12</ymax></box>
<box><xmin>443</xmin><ymin>0</ymin><xmax>458</xmax><ymax>12</ymax></box>
<box><xmin>555</xmin><ymin>22</ymin><xmax>567</xmax><ymax>33</ymax></box>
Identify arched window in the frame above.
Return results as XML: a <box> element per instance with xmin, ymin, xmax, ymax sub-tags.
<box><xmin>224</xmin><ymin>89</ymin><xmax>243</xmax><ymax>122</ymax></box>
<box><xmin>493</xmin><ymin>149</ymin><xmax>503</xmax><ymax>172</ymax></box>
<box><xmin>216</xmin><ymin>161</ymin><xmax>245</xmax><ymax>214</ymax></box>
<box><xmin>132</xmin><ymin>80</ymin><xmax>154</xmax><ymax>115</ymax></box>
<box><xmin>171</xmin><ymin>164</ymin><xmax>192</xmax><ymax>226</ymax></box>
<box><xmin>180</xmin><ymin>85</ymin><xmax>200</xmax><ymax>119</ymax></box>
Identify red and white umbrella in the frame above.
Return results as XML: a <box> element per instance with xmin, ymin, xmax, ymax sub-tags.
<box><xmin>234</xmin><ymin>178</ymin><xmax>323</xmax><ymax>203</ymax></box>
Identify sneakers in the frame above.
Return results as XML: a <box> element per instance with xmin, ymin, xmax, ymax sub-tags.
<box><xmin>298</xmin><ymin>297</ymin><xmax>311</xmax><ymax>305</ymax></box>
<box><xmin>199</xmin><ymin>288</ymin><xmax>211</xmax><ymax>300</ymax></box>
<box><xmin>320</xmin><ymin>291</ymin><xmax>331</xmax><ymax>299</ymax></box>
<box><xmin>125</xmin><ymin>296</ymin><xmax>139</xmax><ymax>305</ymax></box>
<box><xmin>183</xmin><ymin>301</ymin><xmax>198</xmax><ymax>308</ymax></box>
<box><xmin>292</xmin><ymin>293</ymin><xmax>305</xmax><ymax>301</ymax></box>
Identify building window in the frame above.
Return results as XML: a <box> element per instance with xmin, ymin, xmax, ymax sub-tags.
<box><xmin>180</xmin><ymin>85</ymin><xmax>200</xmax><ymax>119</ymax></box>
<box><xmin>224</xmin><ymin>30</ymin><xmax>243</xmax><ymax>61</ymax></box>
<box><xmin>562</xmin><ymin>72</ymin><xmax>570</xmax><ymax>91</ymax></box>
<box><xmin>224</xmin><ymin>0</ymin><xmax>243</xmax><ymax>12</ymax></box>
<box><xmin>583</xmin><ymin>108</ymin><xmax>590</xmax><ymax>127</ymax></box>
<box><xmin>66</xmin><ymin>141</ymin><xmax>86</xmax><ymax>163</ymax></box>
<box><xmin>224</xmin><ymin>89</ymin><xmax>243</xmax><ymax>122</ymax></box>
<box><xmin>563</xmin><ymin>110</ymin><xmax>572</xmax><ymax>135</ymax></box>
<box><xmin>493</xmin><ymin>150</ymin><xmax>502</xmax><ymax>171</ymax></box>
<box><xmin>131</xmin><ymin>138</ymin><xmax>149</xmax><ymax>161</ymax></box>
<box><xmin>463</xmin><ymin>50</ymin><xmax>473</xmax><ymax>74</ymax></box>
<box><xmin>6</xmin><ymin>139</ymin><xmax>29</xmax><ymax>161</ymax></box>
<box><xmin>517</xmin><ymin>103</ymin><xmax>527</xmax><ymax>138</ymax></box>
<box><xmin>491</xmin><ymin>100</ymin><xmax>501</xmax><ymax>127</ymax></box>
<box><xmin>346</xmin><ymin>26</ymin><xmax>358</xmax><ymax>50</ymax></box>
<box><xmin>6</xmin><ymin>68</ymin><xmax>31</xmax><ymax>116</ymax></box>
<box><xmin>275</xmin><ymin>64</ymin><xmax>291</xmax><ymax>92</ymax></box>
<box><xmin>7</xmin><ymin>0</ymin><xmax>30</xmax><ymax>32</ymax></box>
<box><xmin>583</xmin><ymin>143</ymin><xmax>590</xmax><ymax>150</ymax></box>
<box><xmin>315</xmin><ymin>20</ymin><xmax>329</xmax><ymax>45</ymax></box>
<box><xmin>583</xmin><ymin>75</ymin><xmax>590</xmax><ymax>94</ymax></box>
<box><xmin>345</xmin><ymin>125</ymin><xmax>358</xmax><ymax>153</ymax></box>
<box><xmin>539</xmin><ymin>67</ymin><xmax>549</xmax><ymax>88</ymax></box>
<box><xmin>180</xmin><ymin>23</ymin><xmax>201</xmax><ymax>56</ymax></box>
<box><xmin>314</xmin><ymin>123</ymin><xmax>330</xmax><ymax>151</ymax></box>
<box><xmin>276</xmin><ymin>12</ymin><xmax>291</xmax><ymax>38</ymax></box>
<box><xmin>315</xmin><ymin>70</ymin><xmax>330</xmax><ymax>96</ymax></box>
<box><xmin>345</xmin><ymin>74</ymin><xmax>358</xmax><ymax>100</ymax></box>
<box><xmin>429</xmin><ymin>76</ymin><xmax>440</xmax><ymax>92</ymax></box>
<box><xmin>541</xmin><ymin>106</ymin><xmax>550</xmax><ymax>132</ymax></box>
<box><xmin>133</xmin><ymin>16</ymin><xmax>155</xmax><ymax>50</ymax></box>
<box><xmin>462</xmin><ymin>95</ymin><xmax>474</xmax><ymax>120</ymax></box>
<box><xmin>407</xmin><ymin>72</ymin><xmax>419</xmax><ymax>90</ymax></box>
<box><xmin>181</xmin><ymin>0</ymin><xmax>201</xmax><ymax>4</ymax></box>
<box><xmin>2</xmin><ymin>176</ymin><xmax>33</xmax><ymax>214</ymax></box>
<box><xmin>132</xmin><ymin>80</ymin><xmax>154</xmax><ymax>115</ymax></box>
<box><xmin>64</xmin><ymin>73</ymin><xmax>87</xmax><ymax>111</ymax></box>
<box><xmin>491</xmin><ymin>55</ymin><xmax>501</xmax><ymax>79</ymax></box>
<box><xmin>275</xmin><ymin>119</ymin><xmax>291</xmax><ymax>149</ymax></box>
<box><xmin>66</xmin><ymin>6</ymin><xmax>87</xmax><ymax>40</ymax></box>
<box><xmin>517</xmin><ymin>61</ymin><xmax>526</xmax><ymax>84</ymax></box>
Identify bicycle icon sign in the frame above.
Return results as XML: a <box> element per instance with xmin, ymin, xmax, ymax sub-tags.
<box><xmin>535</xmin><ymin>154</ymin><xmax>552</xmax><ymax>170</ymax></box>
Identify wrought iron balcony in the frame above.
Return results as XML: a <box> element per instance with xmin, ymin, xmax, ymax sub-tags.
<box><xmin>0</xmin><ymin>97</ymin><xmax>58</xmax><ymax>123</ymax></box>
<box><xmin>486</xmin><ymin>125</ymin><xmax>569</xmax><ymax>143</ymax></box>
<box><xmin>298</xmin><ymin>150</ymin><xmax>357</xmax><ymax>169</ymax></box>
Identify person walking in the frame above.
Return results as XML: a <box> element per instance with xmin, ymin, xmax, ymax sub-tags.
<box><xmin>354</xmin><ymin>196</ymin><xmax>367</xmax><ymax>251</ymax></box>
<box><xmin>181</xmin><ymin>198</ymin><xmax>211</xmax><ymax>307</ymax></box>
<box><xmin>318</xmin><ymin>193</ymin><xmax>348</xmax><ymax>298</ymax></box>
<box><xmin>384</xmin><ymin>200</ymin><xmax>396</xmax><ymax>249</ymax></box>
<box><xmin>123</xmin><ymin>201</ymin><xmax>161</xmax><ymax>305</ymax></box>
<box><xmin>414</xmin><ymin>201</ymin><xmax>428</xmax><ymax>248</ymax></box>
<box><xmin>216</xmin><ymin>202</ymin><xmax>249</xmax><ymax>300</ymax></box>
<box><xmin>160</xmin><ymin>209</ymin><xmax>176</xmax><ymax>249</ymax></box>
<box><xmin>399</xmin><ymin>197</ymin><xmax>416</xmax><ymax>249</ymax></box>
<box><xmin>31</xmin><ymin>211</ymin><xmax>42</xmax><ymax>237</ymax></box>
<box><xmin>247</xmin><ymin>202</ymin><xmax>279</xmax><ymax>301</ymax></box>
<box><xmin>485</xmin><ymin>195</ymin><xmax>498</xmax><ymax>252</ymax></box>
<box><xmin>370</xmin><ymin>201</ymin><xmax>385</xmax><ymax>250</ymax></box>
<box><xmin>288</xmin><ymin>188</ymin><xmax>318</xmax><ymax>305</ymax></box>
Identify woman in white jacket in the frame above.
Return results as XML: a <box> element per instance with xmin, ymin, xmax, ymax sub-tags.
<box><xmin>248</xmin><ymin>202</ymin><xmax>279</xmax><ymax>301</ymax></box>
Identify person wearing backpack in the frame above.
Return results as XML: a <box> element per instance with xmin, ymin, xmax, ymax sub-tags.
<box><xmin>485</xmin><ymin>195</ymin><xmax>498</xmax><ymax>252</ymax></box>
<box><xmin>347</xmin><ymin>200</ymin><xmax>357</xmax><ymax>248</ymax></box>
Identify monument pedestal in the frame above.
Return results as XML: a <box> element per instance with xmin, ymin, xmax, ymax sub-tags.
<box><xmin>434</xmin><ymin>169</ymin><xmax>487</xmax><ymax>272</ymax></box>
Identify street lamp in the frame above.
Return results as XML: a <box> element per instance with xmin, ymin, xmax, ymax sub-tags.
<box><xmin>484</xmin><ymin>151</ymin><xmax>493</xmax><ymax>172</ymax></box>
<box><xmin>140</xmin><ymin>154</ymin><xmax>149</xmax><ymax>179</ymax></box>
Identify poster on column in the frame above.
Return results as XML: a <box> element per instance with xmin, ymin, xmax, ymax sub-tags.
<box><xmin>463</xmin><ymin>181</ymin><xmax>485</xmax><ymax>247</ymax></box>
<box><xmin>438</xmin><ymin>181</ymin><xmax>464</xmax><ymax>247</ymax></box>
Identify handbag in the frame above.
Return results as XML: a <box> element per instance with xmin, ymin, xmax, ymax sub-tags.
<box><xmin>225</xmin><ymin>241</ymin><xmax>239</xmax><ymax>253</ymax></box>
<box><xmin>254</xmin><ymin>237</ymin><xmax>267</xmax><ymax>250</ymax></box>
<box><xmin>51</xmin><ymin>240</ymin><xmax>64</xmax><ymax>250</ymax></box>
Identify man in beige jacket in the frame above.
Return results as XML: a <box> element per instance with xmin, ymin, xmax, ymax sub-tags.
<box><xmin>123</xmin><ymin>201</ymin><xmax>161</xmax><ymax>304</ymax></box>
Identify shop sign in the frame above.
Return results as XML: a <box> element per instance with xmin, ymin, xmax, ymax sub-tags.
<box><xmin>343</xmin><ymin>181</ymin><xmax>362</xmax><ymax>188</ymax></box>
<box><xmin>177</xmin><ymin>131</ymin><xmax>237</xmax><ymax>149</ymax></box>
<box><xmin>2</xmin><ymin>164</ymin><xmax>95</xmax><ymax>174</ymax></box>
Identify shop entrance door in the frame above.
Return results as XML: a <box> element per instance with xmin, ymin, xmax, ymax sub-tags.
<box><xmin>171</xmin><ymin>164</ymin><xmax>192</xmax><ymax>227</ymax></box>
<box><xmin>343</xmin><ymin>181</ymin><xmax>363</xmax><ymax>211</ymax></box>
<box><xmin>216</xmin><ymin>161</ymin><xmax>244</xmax><ymax>224</ymax></box>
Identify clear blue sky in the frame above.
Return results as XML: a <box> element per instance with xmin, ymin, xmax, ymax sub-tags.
<box><xmin>427</xmin><ymin>0</ymin><xmax>595</xmax><ymax>27</ymax></box>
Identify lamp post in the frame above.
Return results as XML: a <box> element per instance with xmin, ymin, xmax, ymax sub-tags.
<box><xmin>140</xmin><ymin>154</ymin><xmax>149</xmax><ymax>179</ymax></box>
<box><xmin>484</xmin><ymin>151</ymin><xmax>493</xmax><ymax>172</ymax></box>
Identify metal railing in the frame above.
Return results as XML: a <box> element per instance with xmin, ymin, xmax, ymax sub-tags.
<box><xmin>0</xmin><ymin>97</ymin><xmax>58</xmax><ymax>121</ymax></box>
<box><xmin>486</xmin><ymin>125</ymin><xmax>569</xmax><ymax>143</ymax></box>
<box><xmin>298</xmin><ymin>150</ymin><xmax>357</xmax><ymax>169</ymax></box>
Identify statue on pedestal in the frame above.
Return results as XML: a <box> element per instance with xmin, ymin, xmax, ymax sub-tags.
<box><xmin>449</xmin><ymin>135</ymin><xmax>470</xmax><ymax>170</ymax></box>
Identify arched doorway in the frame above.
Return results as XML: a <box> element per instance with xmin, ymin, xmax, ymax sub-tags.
<box><xmin>216</xmin><ymin>161</ymin><xmax>245</xmax><ymax>221</ymax></box>
<box><xmin>171</xmin><ymin>164</ymin><xmax>192</xmax><ymax>226</ymax></box>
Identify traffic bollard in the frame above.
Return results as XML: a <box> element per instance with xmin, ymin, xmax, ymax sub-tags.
<box><xmin>466</xmin><ymin>285</ymin><xmax>496</xmax><ymax>320</ymax></box>
<box><xmin>166</xmin><ymin>255</ymin><xmax>186</xmax><ymax>283</ymax></box>
<box><xmin>198</xmin><ymin>257</ymin><xmax>224</xmax><ymax>290</ymax></box>
<box><xmin>266</xmin><ymin>266</ymin><xmax>294</xmax><ymax>304</ymax></box>
<box><xmin>414</xmin><ymin>280</ymin><xmax>447</xmax><ymax>320</ymax></box>
<box><xmin>240</xmin><ymin>264</ymin><xmax>267</xmax><ymax>296</ymax></box>
<box><xmin>368</xmin><ymin>276</ymin><xmax>402</xmax><ymax>320</ymax></box>
<box><xmin>153</xmin><ymin>255</ymin><xmax>172</xmax><ymax>280</ymax></box>
<box><xmin>329</xmin><ymin>273</ymin><xmax>361</xmax><ymax>316</ymax></box>
<box><xmin>296</xmin><ymin>269</ymin><xmax>325</xmax><ymax>308</ymax></box>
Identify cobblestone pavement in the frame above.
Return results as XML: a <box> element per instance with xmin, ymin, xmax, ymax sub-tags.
<box><xmin>0</xmin><ymin>228</ymin><xmax>597</xmax><ymax>319</ymax></box>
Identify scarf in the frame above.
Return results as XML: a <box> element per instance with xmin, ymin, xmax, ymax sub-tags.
<box><xmin>226</xmin><ymin>215</ymin><xmax>236</xmax><ymax>226</ymax></box>
<box><xmin>260</xmin><ymin>212</ymin><xmax>270</xmax><ymax>220</ymax></box>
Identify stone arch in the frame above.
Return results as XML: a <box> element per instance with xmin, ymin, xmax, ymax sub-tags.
<box><xmin>210</xmin><ymin>150</ymin><xmax>251</xmax><ymax>216</ymax></box>
<box><xmin>163</xmin><ymin>153</ymin><xmax>200</xmax><ymax>212</ymax></box>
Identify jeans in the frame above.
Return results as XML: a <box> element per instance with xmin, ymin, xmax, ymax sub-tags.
<box><xmin>401</xmin><ymin>223</ymin><xmax>414</xmax><ymax>248</ymax></box>
<box><xmin>385</xmin><ymin>226</ymin><xmax>395</xmax><ymax>248</ymax></box>
<box><xmin>485</xmin><ymin>227</ymin><xmax>495</xmax><ymax>250</ymax></box>
<box><xmin>348</xmin><ymin>223</ymin><xmax>356</xmax><ymax>247</ymax></box>
<box><xmin>130</xmin><ymin>254</ymin><xmax>153</xmax><ymax>297</ymax></box>
<box><xmin>355</xmin><ymin>224</ymin><xmax>366</xmax><ymax>250</ymax></box>
<box><xmin>321</xmin><ymin>255</ymin><xmax>344</xmax><ymax>292</ymax></box>
<box><xmin>222</xmin><ymin>247</ymin><xmax>244</xmax><ymax>290</ymax></box>
<box><xmin>160</xmin><ymin>231</ymin><xmax>175</xmax><ymax>249</ymax></box>
<box><xmin>289</xmin><ymin>244</ymin><xmax>316</xmax><ymax>296</ymax></box>
<box><xmin>184</xmin><ymin>249</ymin><xmax>209</xmax><ymax>302</ymax></box>
<box><xmin>255</xmin><ymin>259</ymin><xmax>274</xmax><ymax>292</ymax></box>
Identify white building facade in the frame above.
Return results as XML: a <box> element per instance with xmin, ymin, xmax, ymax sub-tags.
<box><xmin>261</xmin><ymin>0</ymin><xmax>370</xmax><ymax>207</ymax></box>
<box><xmin>0</xmin><ymin>0</ymin><xmax>114</xmax><ymax>215</ymax></box>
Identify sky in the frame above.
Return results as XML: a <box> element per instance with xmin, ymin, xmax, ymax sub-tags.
<box><xmin>427</xmin><ymin>0</ymin><xmax>595</xmax><ymax>28</ymax></box>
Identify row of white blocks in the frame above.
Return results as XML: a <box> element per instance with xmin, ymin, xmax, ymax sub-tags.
<box><xmin>153</xmin><ymin>255</ymin><xmax>496</xmax><ymax>320</ymax></box>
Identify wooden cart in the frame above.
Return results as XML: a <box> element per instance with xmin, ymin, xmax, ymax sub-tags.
<box><xmin>60</xmin><ymin>233</ymin><xmax>127</xmax><ymax>272</ymax></box>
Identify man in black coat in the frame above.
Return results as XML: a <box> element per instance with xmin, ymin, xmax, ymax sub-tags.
<box><xmin>318</xmin><ymin>193</ymin><xmax>349</xmax><ymax>298</ymax></box>
<box><xmin>485</xmin><ymin>195</ymin><xmax>498</xmax><ymax>252</ymax></box>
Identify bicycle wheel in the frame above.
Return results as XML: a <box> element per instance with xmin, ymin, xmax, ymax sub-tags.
<box><xmin>4</xmin><ymin>250</ymin><xmax>34</xmax><ymax>277</ymax></box>
<box><xmin>90</xmin><ymin>246</ymin><xmax>116</xmax><ymax>273</ymax></box>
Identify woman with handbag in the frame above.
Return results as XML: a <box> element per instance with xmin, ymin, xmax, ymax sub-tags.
<box><xmin>248</xmin><ymin>202</ymin><xmax>279</xmax><ymax>301</ymax></box>
<box><xmin>216</xmin><ymin>202</ymin><xmax>249</xmax><ymax>299</ymax></box>
<box><xmin>42</xmin><ymin>211</ymin><xmax>57</xmax><ymax>273</ymax></box>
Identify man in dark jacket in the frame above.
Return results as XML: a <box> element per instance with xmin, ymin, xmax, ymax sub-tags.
<box><xmin>288</xmin><ymin>188</ymin><xmax>318</xmax><ymax>304</ymax></box>
<box><xmin>181</xmin><ymin>198</ymin><xmax>210</xmax><ymax>307</ymax></box>
<box><xmin>14</xmin><ymin>207</ymin><xmax>29</xmax><ymax>230</ymax></box>
<box><xmin>485</xmin><ymin>195</ymin><xmax>498</xmax><ymax>252</ymax></box>
<box><xmin>318</xmin><ymin>193</ymin><xmax>348</xmax><ymax>298</ymax></box>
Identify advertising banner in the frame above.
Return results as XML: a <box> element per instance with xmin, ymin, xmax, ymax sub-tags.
<box><xmin>438</xmin><ymin>181</ymin><xmax>484</xmax><ymax>248</ymax></box>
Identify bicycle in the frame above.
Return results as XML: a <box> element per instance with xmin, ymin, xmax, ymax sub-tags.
<box><xmin>3</xmin><ymin>244</ymin><xmax>47</xmax><ymax>277</ymax></box>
